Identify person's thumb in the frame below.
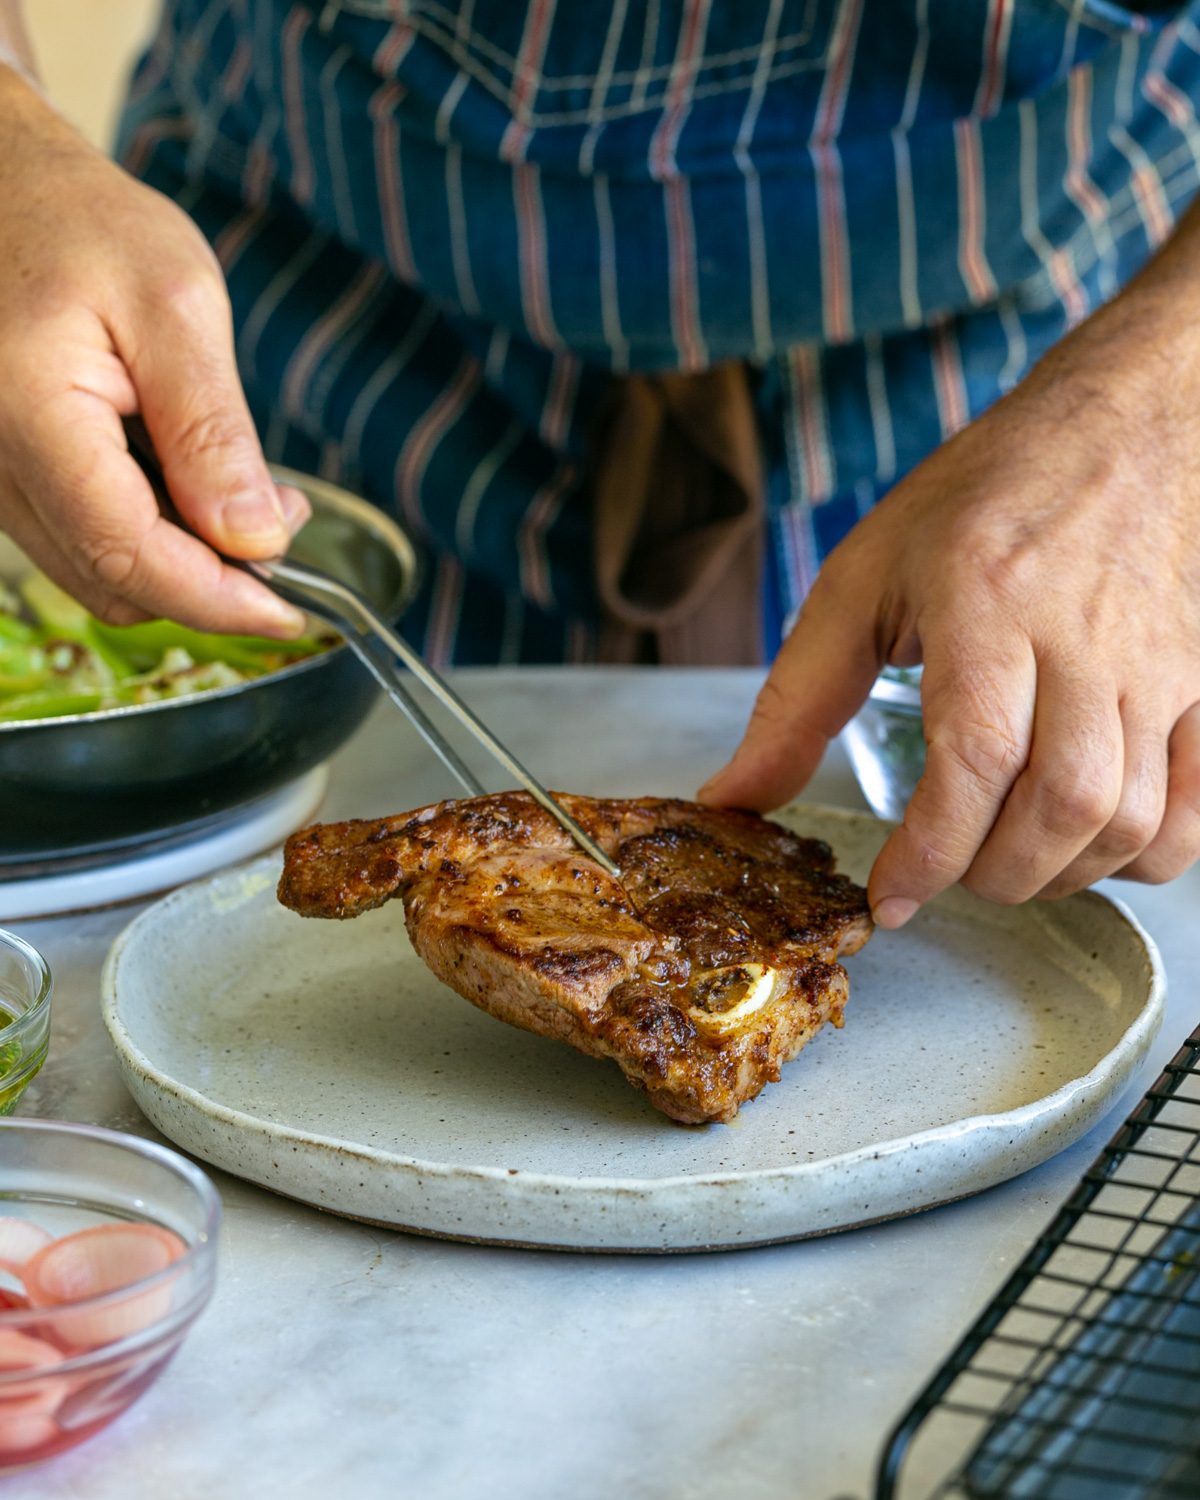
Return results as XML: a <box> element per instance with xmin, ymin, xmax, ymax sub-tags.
<box><xmin>698</xmin><ymin>565</ymin><xmax>883</xmax><ymax>812</ymax></box>
<box><xmin>122</xmin><ymin>268</ymin><xmax>291</xmax><ymax>559</ymax></box>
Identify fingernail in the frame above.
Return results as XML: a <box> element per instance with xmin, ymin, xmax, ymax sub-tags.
<box><xmin>277</xmin><ymin>485</ymin><xmax>311</xmax><ymax>535</ymax></box>
<box><xmin>266</xmin><ymin>601</ymin><xmax>308</xmax><ymax>637</ymax></box>
<box><xmin>871</xmin><ymin>896</ymin><xmax>919</xmax><ymax>930</ymax></box>
<box><xmin>224</xmin><ymin>493</ymin><xmax>286</xmax><ymax>542</ymax></box>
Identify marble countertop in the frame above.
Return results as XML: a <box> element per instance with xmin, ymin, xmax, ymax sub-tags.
<box><xmin>12</xmin><ymin>668</ymin><xmax>1200</xmax><ymax>1500</ymax></box>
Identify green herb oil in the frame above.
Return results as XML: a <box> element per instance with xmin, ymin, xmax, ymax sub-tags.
<box><xmin>0</xmin><ymin>1000</ymin><xmax>43</xmax><ymax>1115</ymax></box>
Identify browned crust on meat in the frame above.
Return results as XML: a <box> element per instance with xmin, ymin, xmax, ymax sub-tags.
<box><xmin>279</xmin><ymin>793</ymin><xmax>872</xmax><ymax>1123</ymax></box>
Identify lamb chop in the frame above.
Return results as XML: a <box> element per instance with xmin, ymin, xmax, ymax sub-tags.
<box><xmin>278</xmin><ymin>793</ymin><xmax>872</xmax><ymax>1124</ymax></box>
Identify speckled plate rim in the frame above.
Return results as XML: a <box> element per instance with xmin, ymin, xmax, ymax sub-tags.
<box><xmin>100</xmin><ymin>806</ymin><xmax>1167</xmax><ymax>1199</ymax></box>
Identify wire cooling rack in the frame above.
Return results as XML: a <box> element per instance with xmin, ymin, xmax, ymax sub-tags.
<box><xmin>875</xmin><ymin>1021</ymin><xmax>1200</xmax><ymax>1500</ymax></box>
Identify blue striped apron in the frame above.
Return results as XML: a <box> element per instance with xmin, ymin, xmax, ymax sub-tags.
<box><xmin>118</xmin><ymin>0</ymin><xmax>1200</xmax><ymax>663</ymax></box>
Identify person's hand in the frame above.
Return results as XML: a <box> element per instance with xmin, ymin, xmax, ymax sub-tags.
<box><xmin>0</xmin><ymin>66</ymin><xmax>308</xmax><ymax>634</ymax></box>
<box><xmin>700</xmin><ymin>286</ymin><xmax>1200</xmax><ymax>925</ymax></box>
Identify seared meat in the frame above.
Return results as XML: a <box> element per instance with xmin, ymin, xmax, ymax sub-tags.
<box><xmin>278</xmin><ymin>794</ymin><xmax>872</xmax><ymax>1124</ymax></box>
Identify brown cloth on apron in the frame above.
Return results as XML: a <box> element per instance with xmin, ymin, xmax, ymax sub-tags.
<box><xmin>591</xmin><ymin>362</ymin><xmax>765</xmax><ymax>667</ymax></box>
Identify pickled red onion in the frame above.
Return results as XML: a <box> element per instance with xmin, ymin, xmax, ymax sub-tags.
<box><xmin>0</xmin><ymin>1330</ymin><xmax>65</xmax><ymax>1419</ymax></box>
<box><xmin>23</xmin><ymin>1224</ymin><xmax>184</xmax><ymax>1307</ymax></box>
<box><xmin>23</xmin><ymin>1224</ymin><xmax>186</xmax><ymax>1351</ymax></box>
<box><xmin>0</xmin><ymin>1411</ymin><xmax>58</xmax><ymax>1453</ymax></box>
<box><xmin>0</xmin><ymin>1218</ymin><xmax>52</xmax><ymax>1275</ymax></box>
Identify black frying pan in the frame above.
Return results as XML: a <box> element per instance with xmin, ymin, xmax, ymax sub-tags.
<box><xmin>0</xmin><ymin>470</ymin><xmax>417</xmax><ymax>865</ymax></box>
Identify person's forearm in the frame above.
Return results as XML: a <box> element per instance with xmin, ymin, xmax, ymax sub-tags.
<box><xmin>1121</xmin><ymin>191</ymin><xmax>1200</xmax><ymax>305</ymax></box>
<box><xmin>1055</xmin><ymin>194</ymin><xmax>1200</xmax><ymax>410</ymax></box>
<box><xmin>0</xmin><ymin>1</ymin><xmax>38</xmax><ymax>86</ymax></box>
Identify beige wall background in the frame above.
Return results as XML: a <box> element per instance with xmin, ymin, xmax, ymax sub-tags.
<box><xmin>26</xmin><ymin>0</ymin><xmax>160</xmax><ymax>148</ymax></box>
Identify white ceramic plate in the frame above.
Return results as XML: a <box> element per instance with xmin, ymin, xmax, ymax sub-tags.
<box><xmin>101</xmin><ymin>807</ymin><xmax>1165</xmax><ymax>1252</ymax></box>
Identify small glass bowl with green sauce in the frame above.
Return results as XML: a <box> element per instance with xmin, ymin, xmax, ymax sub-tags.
<box><xmin>0</xmin><ymin>930</ymin><xmax>52</xmax><ymax>1116</ymax></box>
<box><xmin>844</xmin><ymin>666</ymin><xmax>926</xmax><ymax>822</ymax></box>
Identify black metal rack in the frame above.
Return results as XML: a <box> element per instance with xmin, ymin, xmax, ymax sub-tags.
<box><xmin>875</xmin><ymin>1022</ymin><xmax>1200</xmax><ymax>1500</ymax></box>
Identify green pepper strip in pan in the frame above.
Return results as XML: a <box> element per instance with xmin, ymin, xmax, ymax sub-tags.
<box><xmin>91</xmin><ymin>620</ymin><xmax>330</xmax><ymax>673</ymax></box>
<box><xmin>0</xmin><ymin>569</ymin><xmax>338</xmax><ymax>724</ymax></box>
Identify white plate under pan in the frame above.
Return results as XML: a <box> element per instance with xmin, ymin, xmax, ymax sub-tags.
<box><xmin>101</xmin><ymin>807</ymin><xmax>1165</xmax><ymax>1253</ymax></box>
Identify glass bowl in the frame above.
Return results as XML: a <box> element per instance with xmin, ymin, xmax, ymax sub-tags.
<box><xmin>844</xmin><ymin>666</ymin><xmax>926</xmax><ymax>821</ymax></box>
<box><xmin>0</xmin><ymin>1119</ymin><xmax>221</xmax><ymax>1471</ymax></box>
<box><xmin>0</xmin><ymin>931</ymin><xmax>51</xmax><ymax>1116</ymax></box>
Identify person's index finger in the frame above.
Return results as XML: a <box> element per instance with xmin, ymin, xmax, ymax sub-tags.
<box><xmin>867</xmin><ymin>633</ymin><xmax>1036</xmax><ymax>925</ymax></box>
<box><xmin>90</xmin><ymin>504</ymin><xmax>307</xmax><ymax>636</ymax></box>
<box><xmin>30</xmin><ymin>416</ymin><xmax>305</xmax><ymax>636</ymax></box>
<box><xmin>698</xmin><ymin>572</ymin><xmax>883</xmax><ymax>812</ymax></box>
<box><xmin>131</xmin><ymin>515</ymin><xmax>308</xmax><ymax>636</ymax></box>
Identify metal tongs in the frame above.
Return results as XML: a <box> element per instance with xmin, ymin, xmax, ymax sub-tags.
<box><xmin>124</xmin><ymin>424</ymin><xmax>620</xmax><ymax>880</ymax></box>
<box><xmin>255</xmin><ymin>553</ymin><xmax>620</xmax><ymax>876</ymax></box>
